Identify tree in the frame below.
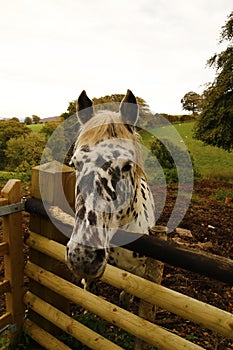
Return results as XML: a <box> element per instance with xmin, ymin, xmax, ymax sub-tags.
<box><xmin>60</xmin><ymin>101</ymin><xmax>76</xmax><ymax>120</ymax></box>
<box><xmin>11</xmin><ymin>117</ymin><xmax>20</xmax><ymax>122</ymax></box>
<box><xmin>41</xmin><ymin>123</ymin><xmax>67</xmax><ymax>163</ymax></box>
<box><xmin>32</xmin><ymin>115</ymin><xmax>40</xmax><ymax>124</ymax></box>
<box><xmin>39</xmin><ymin>120</ymin><xmax>74</xmax><ymax>164</ymax></box>
<box><xmin>194</xmin><ymin>12</ymin><xmax>233</xmax><ymax>151</ymax></box>
<box><xmin>40</xmin><ymin>121</ymin><xmax>61</xmax><ymax>139</ymax></box>
<box><xmin>24</xmin><ymin>116</ymin><xmax>32</xmax><ymax>125</ymax></box>
<box><xmin>181</xmin><ymin>91</ymin><xmax>203</xmax><ymax>115</ymax></box>
<box><xmin>60</xmin><ymin>93</ymin><xmax>154</xmax><ymax>127</ymax></box>
<box><xmin>0</xmin><ymin>120</ymin><xmax>31</xmax><ymax>169</ymax></box>
<box><xmin>145</xmin><ymin>137</ymin><xmax>200</xmax><ymax>183</ymax></box>
<box><xmin>5</xmin><ymin>132</ymin><xmax>46</xmax><ymax>172</ymax></box>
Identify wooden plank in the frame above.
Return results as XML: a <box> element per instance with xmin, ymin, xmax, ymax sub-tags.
<box><xmin>0</xmin><ymin>242</ymin><xmax>9</xmax><ymax>256</ymax></box>
<box><xmin>0</xmin><ymin>198</ymin><xmax>8</xmax><ymax>207</ymax></box>
<box><xmin>25</xmin><ymin>231</ymin><xmax>65</xmax><ymax>261</ymax></box>
<box><xmin>0</xmin><ymin>312</ymin><xmax>12</xmax><ymax>331</ymax></box>
<box><xmin>0</xmin><ymin>280</ymin><xmax>11</xmax><ymax>295</ymax></box>
<box><xmin>23</xmin><ymin>319</ymin><xmax>72</xmax><ymax>350</ymax></box>
<box><xmin>24</xmin><ymin>232</ymin><xmax>233</xmax><ymax>340</ymax></box>
<box><xmin>25</xmin><ymin>262</ymin><xmax>205</xmax><ymax>350</ymax></box>
<box><xmin>1</xmin><ymin>179</ymin><xmax>24</xmax><ymax>337</ymax></box>
<box><xmin>24</xmin><ymin>292</ymin><xmax>124</xmax><ymax>350</ymax></box>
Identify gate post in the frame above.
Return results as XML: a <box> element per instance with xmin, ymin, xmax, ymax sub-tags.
<box><xmin>28</xmin><ymin>160</ymin><xmax>75</xmax><ymax>334</ymax></box>
<box><xmin>134</xmin><ymin>225</ymin><xmax>167</xmax><ymax>350</ymax></box>
<box><xmin>1</xmin><ymin>179</ymin><xmax>24</xmax><ymax>338</ymax></box>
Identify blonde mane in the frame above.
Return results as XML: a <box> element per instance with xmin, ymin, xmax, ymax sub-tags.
<box><xmin>75</xmin><ymin>111</ymin><xmax>146</xmax><ymax>179</ymax></box>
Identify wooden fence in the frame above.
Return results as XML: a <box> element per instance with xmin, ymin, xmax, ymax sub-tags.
<box><xmin>0</xmin><ymin>161</ymin><xmax>233</xmax><ymax>350</ymax></box>
<box><xmin>24</xmin><ymin>231</ymin><xmax>233</xmax><ymax>350</ymax></box>
<box><xmin>0</xmin><ymin>180</ymin><xmax>24</xmax><ymax>339</ymax></box>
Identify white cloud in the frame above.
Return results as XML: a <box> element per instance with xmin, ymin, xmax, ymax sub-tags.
<box><xmin>0</xmin><ymin>0</ymin><xmax>232</xmax><ymax>118</ymax></box>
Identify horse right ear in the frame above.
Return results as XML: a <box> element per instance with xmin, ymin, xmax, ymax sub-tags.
<box><xmin>77</xmin><ymin>90</ymin><xmax>94</xmax><ymax>124</ymax></box>
<box><xmin>120</xmin><ymin>89</ymin><xmax>138</xmax><ymax>126</ymax></box>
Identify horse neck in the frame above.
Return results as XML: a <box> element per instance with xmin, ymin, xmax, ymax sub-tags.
<box><xmin>120</xmin><ymin>178</ymin><xmax>155</xmax><ymax>234</ymax></box>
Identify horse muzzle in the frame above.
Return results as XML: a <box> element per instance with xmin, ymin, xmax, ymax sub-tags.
<box><xmin>66</xmin><ymin>243</ymin><xmax>108</xmax><ymax>280</ymax></box>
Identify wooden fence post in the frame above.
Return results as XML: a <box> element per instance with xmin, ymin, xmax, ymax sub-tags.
<box><xmin>1</xmin><ymin>179</ymin><xmax>24</xmax><ymax>338</ymax></box>
<box><xmin>134</xmin><ymin>225</ymin><xmax>167</xmax><ymax>350</ymax></box>
<box><xmin>28</xmin><ymin>160</ymin><xmax>75</xmax><ymax>335</ymax></box>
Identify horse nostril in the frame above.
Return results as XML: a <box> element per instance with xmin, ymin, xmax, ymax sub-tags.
<box><xmin>95</xmin><ymin>249</ymin><xmax>105</xmax><ymax>263</ymax></box>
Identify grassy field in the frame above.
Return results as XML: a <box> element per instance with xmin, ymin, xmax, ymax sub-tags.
<box><xmin>141</xmin><ymin>122</ymin><xmax>233</xmax><ymax>182</ymax></box>
<box><xmin>174</xmin><ymin>122</ymin><xmax>233</xmax><ymax>180</ymax></box>
<box><xmin>27</xmin><ymin>123</ymin><xmax>44</xmax><ymax>132</ymax></box>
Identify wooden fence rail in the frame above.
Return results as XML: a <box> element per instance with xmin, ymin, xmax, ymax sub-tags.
<box><xmin>0</xmin><ymin>242</ymin><xmax>9</xmax><ymax>256</ymax></box>
<box><xmin>23</xmin><ymin>319</ymin><xmax>72</xmax><ymax>350</ymax></box>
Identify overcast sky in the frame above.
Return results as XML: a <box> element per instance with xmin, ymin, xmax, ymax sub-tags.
<box><xmin>0</xmin><ymin>0</ymin><xmax>232</xmax><ymax>119</ymax></box>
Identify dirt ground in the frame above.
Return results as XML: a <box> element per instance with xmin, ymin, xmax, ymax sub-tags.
<box><xmin>0</xmin><ymin>179</ymin><xmax>233</xmax><ymax>349</ymax></box>
<box><xmin>154</xmin><ymin>180</ymin><xmax>233</xmax><ymax>349</ymax></box>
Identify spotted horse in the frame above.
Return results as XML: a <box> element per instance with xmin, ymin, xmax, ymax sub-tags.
<box><xmin>66</xmin><ymin>90</ymin><xmax>164</xmax><ymax>347</ymax></box>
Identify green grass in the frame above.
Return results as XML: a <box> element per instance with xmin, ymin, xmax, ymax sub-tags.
<box><xmin>214</xmin><ymin>189</ymin><xmax>233</xmax><ymax>202</ymax></box>
<box><xmin>141</xmin><ymin>122</ymin><xmax>233</xmax><ymax>182</ymax></box>
<box><xmin>0</xmin><ymin>331</ymin><xmax>42</xmax><ymax>350</ymax></box>
<box><xmin>27</xmin><ymin>124</ymin><xmax>44</xmax><ymax>132</ymax></box>
<box><xmin>0</xmin><ymin>171</ymin><xmax>31</xmax><ymax>185</ymax></box>
<box><xmin>0</xmin><ymin>333</ymin><xmax>9</xmax><ymax>350</ymax></box>
<box><xmin>174</xmin><ymin>122</ymin><xmax>233</xmax><ymax>173</ymax></box>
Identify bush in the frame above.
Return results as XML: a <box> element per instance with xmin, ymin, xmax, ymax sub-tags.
<box><xmin>0</xmin><ymin>119</ymin><xmax>31</xmax><ymax>170</ymax></box>
<box><xmin>145</xmin><ymin>137</ymin><xmax>200</xmax><ymax>184</ymax></box>
<box><xmin>0</xmin><ymin>171</ymin><xmax>31</xmax><ymax>184</ymax></box>
<box><xmin>40</xmin><ymin>121</ymin><xmax>61</xmax><ymax>138</ymax></box>
<box><xmin>5</xmin><ymin>132</ymin><xmax>46</xmax><ymax>172</ymax></box>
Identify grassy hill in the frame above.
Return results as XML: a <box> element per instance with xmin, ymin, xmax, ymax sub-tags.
<box><xmin>141</xmin><ymin>122</ymin><xmax>233</xmax><ymax>182</ymax></box>
<box><xmin>174</xmin><ymin>122</ymin><xmax>232</xmax><ymax>181</ymax></box>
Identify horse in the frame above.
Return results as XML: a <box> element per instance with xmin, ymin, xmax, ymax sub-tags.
<box><xmin>65</xmin><ymin>89</ymin><xmax>163</xmax><ymax>349</ymax></box>
<box><xmin>66</xmin><ymin>90</ymin><xmax>157</xmax><ymax>290</ymax></box>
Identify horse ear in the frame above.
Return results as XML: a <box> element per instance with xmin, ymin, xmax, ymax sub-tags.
<box><xmin>120</xmin><ymin>89</ymin><xmax>138</xmax><ymax>125</ymax></box>
<box><xmin>77</xmin><ymin>90</ymin><xmax>94</xmax><ymax>124</ymax></box>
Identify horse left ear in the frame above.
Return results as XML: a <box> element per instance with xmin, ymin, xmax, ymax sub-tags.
<box><xmin>120</xmin><ymin>89</ymin><xmax>139</xmax><ymax>125</ymax></box>
<box><xmin>77</xmin><ymin>90</ymin><xmax>94</xmax><ymax>124</ymax></box>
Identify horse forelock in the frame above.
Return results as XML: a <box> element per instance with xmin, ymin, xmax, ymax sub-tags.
<box><xmin>74</xmin><ymin>111</ymin><xmax>146</xmax><ymax>180</ymax></box>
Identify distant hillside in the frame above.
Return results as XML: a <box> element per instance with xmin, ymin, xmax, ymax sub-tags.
<box><xmin>39</xmin><ymin>116</ymin><xmax>60</xmax><ymax>123</ymax></box>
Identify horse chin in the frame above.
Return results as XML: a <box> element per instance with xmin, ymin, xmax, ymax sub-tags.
<box><xmin>67</xmin><ymin>258</ymin><xmax>107</xmax><ymax>282</ymax></box>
